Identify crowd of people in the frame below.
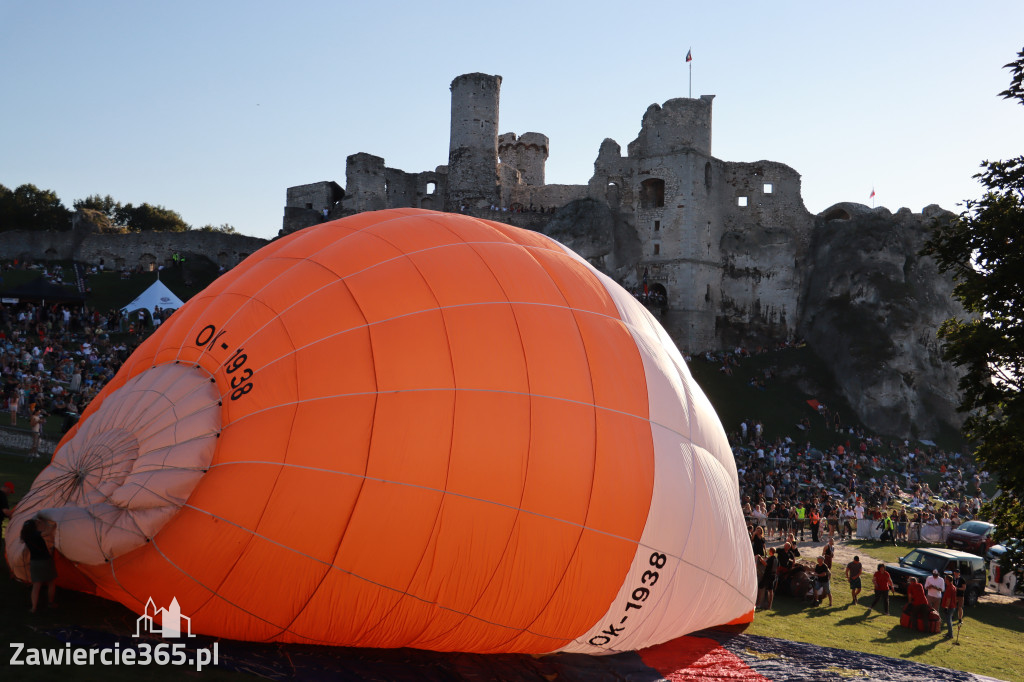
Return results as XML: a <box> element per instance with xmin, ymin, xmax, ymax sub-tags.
<box><xmin>729</xmin><ymin>383</ymin><xmax>992</xmax><ymax>546</ymax></box>
<box><xmin>0</xmin><ymin>260</ymin><xmax>167</xmax><ymax>448</ymax></box>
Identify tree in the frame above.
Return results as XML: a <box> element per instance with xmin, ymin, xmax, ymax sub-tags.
<box><xmin>197</xmin><ymin>223</ymin><xmax>238</xmax><ymax>234</ymax></box>
<box><xmin>73</xmin><ymin>194</ymin><xmax>122</xmax><ymax>221</ymax></box>
<box><xmin>0</xmin><ymin>183</ymin><xmax>72</xmax><ymax>231</ymax></box>
<box><xmin>114</xmin><ymin>202</ymin><xmax>190</xmax><ymax>232</ymax></box>
<box><xmin>922</xmin><ymin>48</ymin><xmax>1024</xmax><ymax>584</ymax></box>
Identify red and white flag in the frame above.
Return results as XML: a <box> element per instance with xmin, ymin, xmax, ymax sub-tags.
<box><xmin>869</xmin><ymin>188</ymin><xmax>876</xmax><ymax>199</ymax></box>
<box><xmin>686</xmin><ymin>49</ymin><xmax>693</xmax><ymax>63</ymax></box>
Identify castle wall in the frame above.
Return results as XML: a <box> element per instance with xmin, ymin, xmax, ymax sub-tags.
<box><xmin>714</xmin><ymin>161</ymin><xmax>813</xmax><ymax>343</ymax></box>
<box><xmin>0</xmin><ymin>229</ymin><xmax>268</xmax><ymax>271</ymax></box>
<box><xmin>378</xmin><ymin>168</ymin><xmax>446</xmax><ymax>211</ymax></box>
<box><xmin>508</xmin><ymin>184</ymin><xmax>589</xmax><ymax>212</ymax></box>
<box><xmin>626</xmin><ymin>96</ymin><xmax>714</xmax><ymax>159</ymax></box>
<box><xmin>285</xmin><ymin>181</ymin><xmax>343</xmax><ymax>213</ymax></box>
<box><xmin>345</xmin><ymin>153</ymin><xmax>388</xmax><ymax>213</ymax></box>
<box><xmin>447</xmin><ymin>73</ymin><xmax>502</xmax><ymax>211</ymax></box>
<box><xmin>283</xmin><ymin>181</ymin><xmax>344</xmax><ymax>235</ymax></box>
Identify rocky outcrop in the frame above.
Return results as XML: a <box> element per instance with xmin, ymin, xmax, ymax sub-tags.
<box><xmin>797</xmin><ymin>203</ymin><xmax>966</xmax><ymax>437</ymax></box>
<box><xmin>541</xmin><ymin>199</ymin><xmax>642</xmax><ymax>282</ymax></box>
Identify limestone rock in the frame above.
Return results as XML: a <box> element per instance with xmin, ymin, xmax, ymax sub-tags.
<box><xmin>798</xmin><ymin>205</ymin><xmax>965</xmax><ymax>436</ymax></box>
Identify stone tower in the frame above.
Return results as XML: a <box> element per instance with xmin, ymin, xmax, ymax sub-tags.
<box><xmin>345</xmin><ymin>153</ymin><xmax>387</xmax><ymax>213</ymax></box>
<box><xmin>498</xmin><ymin>132</ymin><xmax>549</xmax><ymax>186</ymax></box>
<box><xmin>446</xmin><ymin>73</ymin><xmax>502</xmax><ymax>211</ymax></box>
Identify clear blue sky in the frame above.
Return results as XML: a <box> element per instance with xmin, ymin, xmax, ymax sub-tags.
<box><xmin>2</xmin><ymin>1</ymin><xmax>1021</xmax><ymax>241</ymax></box>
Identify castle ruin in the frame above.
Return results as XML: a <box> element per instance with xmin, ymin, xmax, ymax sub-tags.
<box><xmin>283</xmin><ymin>73</ymin><xmax>817</xmax><ymax>354</ymax></box>
<box><xmin>282</xmin><ymin>72</ymin><xmax>966</xmax><ymax>438</ymax></box>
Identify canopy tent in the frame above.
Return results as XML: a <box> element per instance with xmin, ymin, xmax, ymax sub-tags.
<box><xmin>120</xmin><ymin>278</ymin><xmax>185</xmax><ymax>315</ymax></box>
<box><xmin>0</xmin><ymin>276</ymin><xmax>85</xmax><ymax>304</ymax></box>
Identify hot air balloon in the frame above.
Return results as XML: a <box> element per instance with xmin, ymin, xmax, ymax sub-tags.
<box><xmin>5</xmin><ymin>209</ymin><xmax>755</xmax><ymax>654</ymax></box>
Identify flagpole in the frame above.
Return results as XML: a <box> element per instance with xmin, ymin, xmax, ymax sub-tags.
<box><xmin>687</xmin><ymin>47</ymin><xmax>692</xmax><ymax>98</ymax></box>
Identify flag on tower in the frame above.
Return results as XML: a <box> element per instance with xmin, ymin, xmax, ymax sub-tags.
<box><xmin>686</xmin><ymin>49</ymin><xmax>693</xmax><ymax>62</ymax></box>
<box><xmin>869</xmin><ymin>188</ymin><xmax>876</xmax><ymax>199</ymax></box>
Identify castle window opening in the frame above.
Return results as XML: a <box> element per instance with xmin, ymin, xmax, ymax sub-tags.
<box><xmin>654</xmin><ymin>220</ymin><xmax>660</xmax><ymax>232</ymax></box>
<box><xmin>305</xmin><ymin>203</ymin><xmax>313</xmax><ymax>210</ymax></box>
<box><xmin>426</xmin><ymin>182</ymin><xmax>436</xmax><ymax>194</ymax></box>
<box><xmin>737</xmin><ymin>196</ymin><xmax>748</xmax><ymax>207</ymax></box>
<box><xmin>763</xmin><ymin>183</ymin><xmax>773</xmax><ymax>194</ymax></box>
<box><xmin>653</xmin><ymin>243</ymin><xmax>661</xmax><ymax>255</ymax></box>
<box><xmin>640</xmin><ymin>178</ymin><xmax>666</xmax><ymax>209</ymax></box>
<box><xmin>705</xmin><ymin>162</ymin><xmax>712</xmax><ymax>193</ymax></box>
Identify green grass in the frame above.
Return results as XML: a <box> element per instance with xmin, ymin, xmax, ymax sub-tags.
<box><xmin>743</xmin><ymin>553</ymin><xmax>1024</xmax><ymax>682</ymax></box>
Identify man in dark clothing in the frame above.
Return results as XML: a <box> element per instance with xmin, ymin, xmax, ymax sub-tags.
<box><xmin>952</xmin><ymin>568</ymin><xmax>968</xmax><ymax>623</ymax></box>
<box><xmin>845</xmin><ymin>555</ymin><xmax>863</xmax><ymax>605</ymax></box>
<box><xmin>757</xmin><ymin>547</ymin><xmax>779</xmax><ymax>609</ymax></box>
<box><xmin>813</xmin><ymin>556</ymin><xmax>832</xmax><ymax>606</ymax></box>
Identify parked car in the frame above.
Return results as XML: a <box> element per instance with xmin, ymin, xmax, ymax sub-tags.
<box><xmin>987</xmin><ymin>543</ymin><xmax>1022</xmax><ymax>597</ymax></box>
<box><xmin>946</xmin><ymin>520</ymin><xmax>996</xmax><ymax>554</ymax></box>
<box><xmin>886</xmin><ymin>547</ymin><xmax>987</xmax><ymax>606</ymax></box>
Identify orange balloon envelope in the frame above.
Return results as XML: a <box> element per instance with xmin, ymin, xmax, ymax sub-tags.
<box><xmin>6</xmin><ymin>209</ymin><xmax>755</xmax><ymax>654</ymax></box>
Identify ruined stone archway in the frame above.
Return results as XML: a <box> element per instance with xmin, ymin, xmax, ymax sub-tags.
<box><xmin>649</xmin><ymin>282</ymin><xmax>668</xmax><ymax>307</ymax></box>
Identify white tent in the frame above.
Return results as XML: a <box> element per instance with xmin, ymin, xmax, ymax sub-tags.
<box><xmin>121</xmin><ymin>278</ymin><xmax>185</xmax><ymax>316</ymax></box>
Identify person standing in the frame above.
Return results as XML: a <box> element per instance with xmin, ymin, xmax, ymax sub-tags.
<box><xmin>6</xmin><ymin>382</ymin><xmax>21</xmax><ymax>425</ymax></box>
<box><xmin>29</xmin><ymin>405</ymin><xmax>44</xmax><ymax>458</ymax></box>
<box><xmin>952</xmin><ymin>567</ymin><xmax>967</xmax><ymax>623</ymax></box>
<box><xmin>924</xmin><ymin>569</ymin><xmax>945</xmax><ymax>611</ymax></box>
<box><xmin>0</xmin><ymin>482</ymin><xmax>13</xmax><ymax>555</ymax></box>
<box><xmin>750</xmin><ymin>525</ymin><xmax>766</xmax><ymax>559</ymax></box>
<box><xmin>757</xmin><ymin>547</ymin><xmax>779</xmax><ymax>610</ymax></box>
<box><xmin>870</xmin><ymin>563</ymin><xmax>893</xmax><ymax>615</ymax></box>
<box><xmin>845</xmin><ymin>555</ymin><xmax>863</xmax><ymax>605</ymax></box>
<box><xmin>19</xmin><ymin>518</ymin><xmax>57</xmax><ymax>612</ymax></box>
<box><xmin>813</xmin><ymin>556</ymin><xmax>832</xmax><ymax>607</ymax></box>
<box><xmin>941</xmin><ymin>572</ymin><xmax>958</xmax><ymax>638</ymax></box>
<box><xmin>822</xmin><ymin>538</ymin><xmax>835</xmax><ymax>569</ymax></box>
